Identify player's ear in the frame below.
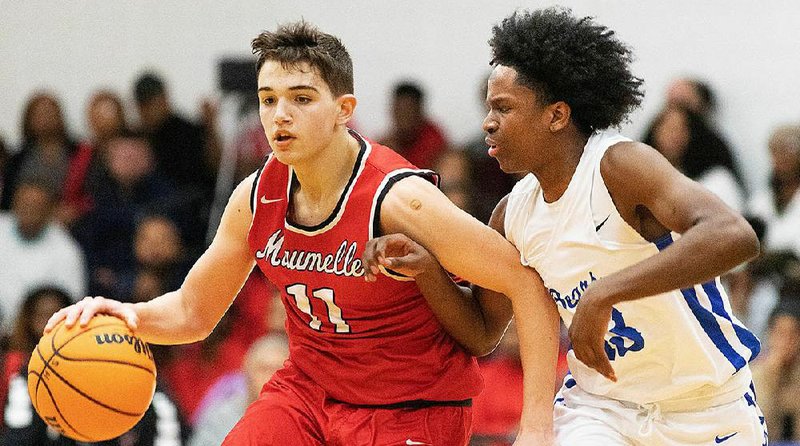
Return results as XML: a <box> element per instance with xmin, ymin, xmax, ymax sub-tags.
<box><xmin>548</xmin><ymin>101</ymin><xmax>571</xmax><ymax>133</ymax></box>
<box><xmin>336</xmin><ymin>94</ymin><xmax>357</xmax><ymax>126</ymax></box>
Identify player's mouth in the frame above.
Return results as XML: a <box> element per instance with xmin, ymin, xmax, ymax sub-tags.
<box><xmin>485</xmin><ymin>137</ymin><xmax>500</xmax><ymax>157</ymax></box>
<box><xmin>272</xmin><ymin>130</ymin><xmax>296</xmax><ymax>148</ymax></box>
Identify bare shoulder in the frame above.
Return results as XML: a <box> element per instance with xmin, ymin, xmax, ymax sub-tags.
<box><xmin>600</xmin><ymin>140</ymin><xmax>680</xmax><ymax>200</ymax></box>
<box><xmin>381</xmin><ymin>175</ymin><xmax>443</xmax><ymax>219</ymax></box>
<box><xmin>600</xmin><ymin>141</ymin><xmax>664</xmax><ymax>177</ymax></box>
<box><xmin>379</xmin><ymin>173</ymin><xmax>482</xmax><ymax>239</ymax></box>
<box><xmin>223</xmin><ymin>172</ymin><xmax>258</xmax><ymax>222</ymax></box>
<box><xmin>384</xmin><ymin>174</ymin><xmax>440</xmax><ymax>200</ymax></box>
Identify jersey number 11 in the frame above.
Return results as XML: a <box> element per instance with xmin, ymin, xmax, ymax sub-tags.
<box><xmin>286</xmin><ymin>283</ymin><xmax>352</xmax><ymax>334</ymax></box>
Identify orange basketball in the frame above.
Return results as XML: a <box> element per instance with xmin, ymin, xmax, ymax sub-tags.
<box><xmin>27</xmin><ymin>314</ymin><xmax>157</xmax><ymax>442</ymax></box>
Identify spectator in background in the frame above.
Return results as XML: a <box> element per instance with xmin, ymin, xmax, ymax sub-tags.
<box><xmin>664</xmin><ymin>77</ymin><xmax>739</xmax><ymax>161</ymax></box>
<box><xmin>381</xmin><ymin>81</ymin><xmax>448</xmax><ymax>169</ymax></box>
<box><xmin>749</xmin><ymin>125</ymin><xmax>800</xmax><ymax>257</ymax></box>
<box><xmin>72</xmin><ymin>133</ymin><xmax>176</xmax><ymax>299</ymax></box>
<box><xmin>134</xmin><ymin>72</ymin><xmax>219</xmax><ymax>257</ymax></box>
<box><xmin>462</xmin><ymin>74</ymin><xmax>519</xmax><ymax>224</ymax></box>
<box><xmin>58</xmin><ymin>90</ymin><xmax>130</xmax><ymax>228</ymax></box>
<box><xmin>434</xmin><ymin>150</ymin><xmax>473</xmax><ymax>213</ymax></box>
<box><xmin>0</xmin><ymin>178</ymin><xmax>86</xmax><ymax>333</ymax></box>
<box><xmin>731</xmin><ymin>125</ymin><xmax>800</xmax><ymax>340</ymax></box>
<box><xmin>0</xmin><ymin>287</ymin><xmax>71</xmax><ymax>431</ymax></box>
<box><xmin>119</xmin><ymin>213</ymin><xmax>190</xmax><ymax>302</ymax></box>
<box><xmin>189</xmin><ymin>333</ymin><xmax>289</xmax><ymax>446</ymax></box>
<box><xmin>644</xmin><ymin>104</ymin><xmax>745</xmax><ymax>212</ymax></box>
<box><xmin>751</xmin><ymin>297</ymin><xmax>800</xmax><ymax>442</ymax></box>
<box><xmin>0</xmin><ymin>92</ymin><xmax>79</xmax><ymax>211</ymax></box>
<box><xmin>665</xmin><ymin>77</ymin><xmax>717</xmax><ymax>119</ymax></box>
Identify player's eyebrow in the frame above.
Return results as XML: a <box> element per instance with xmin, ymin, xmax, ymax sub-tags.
<box><xmin>258</xmin><ymin>85</ymin><xmax>320</xmax><ymax>93</ymax></box>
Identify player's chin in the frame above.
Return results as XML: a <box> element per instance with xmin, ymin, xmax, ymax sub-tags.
<box><xmin>494</xmin><ymin>156</ymin><xmax>518</xmax><ymax>174</ymax></box>
<box><xmin>270</xmin><ymin>149</ymin><xmax>295</xmax><ymax>165</ymax></box>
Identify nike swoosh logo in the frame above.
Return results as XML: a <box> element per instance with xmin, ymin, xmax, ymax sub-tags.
<box><xmin>595</xmin><ymin>214</ymin><xmax>611</xmax><ymax>231</ymax></box>
<box><xmin>715</xmin><ymin>432</ymin><xmax>738</xmax><ymax>443</ymax></box>
<box><xmin>260</xmin><ymin>196</ymin><xmax>284</xmax><ymax>204</ymax></box>
<box><xmin>406</xmin><ymin>440</ymin><xmax>430</xmax><ymax>445</ymax></box>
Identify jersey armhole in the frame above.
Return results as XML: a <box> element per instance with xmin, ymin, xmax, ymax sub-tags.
<box><xmin>249</xmin><ymin>155</ymin><xmax>271</xmax><ymax>214</ymax></box>
<box><xmin>369</xmin><ymin>168</ymin><xmax>439</xmax><ymax>281</ymax></box>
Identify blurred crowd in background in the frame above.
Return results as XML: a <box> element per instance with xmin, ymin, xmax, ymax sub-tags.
<box><xmin>1</xmin><ymin>69</ymin><xmax>799</xmax><ymax>445</ymax></box>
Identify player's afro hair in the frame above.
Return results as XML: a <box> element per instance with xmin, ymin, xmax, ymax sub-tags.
<box><xmin>489</xmin><ymin>7</ymin><xmax>644</xmax><ymax>135</ymax></box>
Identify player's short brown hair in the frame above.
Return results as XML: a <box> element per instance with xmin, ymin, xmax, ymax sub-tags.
<box><xmin>252</xmin><ymin>21</ymin><xmax>354</xmax><ymax>97</ymax></box>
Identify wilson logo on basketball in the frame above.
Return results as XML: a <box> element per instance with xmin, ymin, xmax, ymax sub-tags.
<box><xmin>94</xmin><ymin>333</ymin><xmax>154</xmax><ymax>359</ymax></box>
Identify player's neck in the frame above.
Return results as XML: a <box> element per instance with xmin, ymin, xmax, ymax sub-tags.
<box><xmin>533</xmin><ymin>131</ymin><xmax>588</xmax><ymax>203</ymax></box>
<box><xmin>292</xmin><ymin>129</ymin><xmax>360</xmax><ymax>203</ymax></box>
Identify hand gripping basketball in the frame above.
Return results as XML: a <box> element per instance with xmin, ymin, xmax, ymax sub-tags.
<box><xmin>44</xmin><ymin>296</ymin><xmax>138</xmax><ymax>334</ymax></box>
<box><xmin>29</xmin><ymin>314</ymin><xmax>156</xmax><ymax>442</ymax></box>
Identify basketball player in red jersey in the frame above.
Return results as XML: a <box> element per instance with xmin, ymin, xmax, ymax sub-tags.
<box><xmin>45</xmin><ymin>22</ymin><xmax>559</xmax><ymax>445</ymax></box>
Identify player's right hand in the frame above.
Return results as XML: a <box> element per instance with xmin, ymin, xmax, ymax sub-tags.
<box><xmin>362</xmin><ymin>233</ymin><xmax>438</xmax><ymax>282</ymax></box>
<box><xmin>44</xmin><ymin>296</ymin><xmax>139</xmax><ymax>334</ymax></box>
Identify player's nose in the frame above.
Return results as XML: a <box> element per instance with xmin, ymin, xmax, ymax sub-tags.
<box><xmin>273</xmin><ymin>99</ymin><xmax>292</xmax><ymax>124</ymax></box>
<box><xmin>482</xmin><ymin>114</ymin><xmax>498</xmax><ymax>134</ymax></box>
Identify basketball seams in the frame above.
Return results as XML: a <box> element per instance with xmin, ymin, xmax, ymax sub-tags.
<box><xmin>33</xmin><ymin>321</ymin><xmax>66</xmax><ymax>404</ymax></box>
<box><xmin>36</xmin><ymin>370</ymin><xmax>92</xmax><ymax>442</ymax></box>
<box><xmin>52</xmin><ymin>356</ymin><xmax>156</xmax><ymax>375</ymax></box>
<box><xmin>33</xmin><ymin>345</ymin><xmax>143</xmax><ymax>417</ymax></box>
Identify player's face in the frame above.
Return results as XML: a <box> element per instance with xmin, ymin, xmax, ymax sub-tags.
<box><xmin>257</xmin><ymin>60</ymin><xmax>342</xmax><ymax>166</ymax></box>
<box><xmin>482</xmin><ymin>65</ymin><xmax>552</xmax><ymax>174</ymax></box>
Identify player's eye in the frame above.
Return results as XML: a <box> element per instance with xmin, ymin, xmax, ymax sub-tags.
<box><xmin>262</xmin><ymin>96</ymin><xmax>276</xmax><ymax>105</ymax></box>
<box><xmin>296</xmin><ymin>96</ymin><xmax>311</xmax><ymax>104</ymax></box>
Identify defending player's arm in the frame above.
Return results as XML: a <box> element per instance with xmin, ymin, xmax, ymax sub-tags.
<box><xmin>570</xmin><ymin>141</ymin><xmax>760</xmax><ymax>380</ymax></box>
<box><xmin>379</xmin><ymin>176</ymin><xmax>560</xmax><ymax>440</ymax></box>
<box><xmin>45</xmin><ymin>174</ymin><xmax>257</xmax><ymax>345</ymax></box>
<box><xmin>363</xmin><ymin>198</ymin><xmax>516</xmax><ymax>357</ymax></box>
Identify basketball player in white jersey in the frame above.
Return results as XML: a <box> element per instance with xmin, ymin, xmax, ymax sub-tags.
<box><xmin>364</xmin><ymin>7</ymin><xmax>767</xmax><ymax>446</ymax></box>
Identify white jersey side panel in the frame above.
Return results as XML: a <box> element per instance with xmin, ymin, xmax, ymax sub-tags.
<box><xmin>504</xmin><ymin>130</ymin><xmax>760</xmax><ymax>405</ymax></box>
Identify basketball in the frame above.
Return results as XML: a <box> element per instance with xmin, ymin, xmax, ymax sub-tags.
<box><xmin>27</xmin><ymin>314</ymin><xmax>157</xmax><ymax>442</ymax></box>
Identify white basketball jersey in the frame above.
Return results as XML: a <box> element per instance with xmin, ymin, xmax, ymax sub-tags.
<box><xmin>504</xmin><ymin>130</ymin><xmax>760</xmax><ymax>405</ymax></box>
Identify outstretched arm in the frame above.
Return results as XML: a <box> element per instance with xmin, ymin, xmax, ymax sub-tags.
<box><xmin>379</xmin><ymin>177</ymin><xmax>560</xmax><ymax>442</ymax></box>
<box><xmin>46</xmin><ymin>174</ymin><xmax>257</xmax><ymax>345</ymax></box>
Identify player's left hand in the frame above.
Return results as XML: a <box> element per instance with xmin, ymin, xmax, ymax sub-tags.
<box><xmin>361</xmin><ymin>233</ymin><xmax>437</xmax><ymax>282</ymax></box>
<box><xmin>569</xmin><ymin>288</ymin><xmax>617</xmax><ymax>382</ymax></box>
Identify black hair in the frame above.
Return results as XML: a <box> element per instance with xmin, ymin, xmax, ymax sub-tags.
<box><xmin>393</xmin><ymin>81</ymin><xmax>425</xmax><ymax>104</ymax></box>
<box><xmin>9</xmin><ymin>286</ymin><xmax>73</xmax><ymax>351</ymax></box>
<box><xmin>134</xmin><ymin>72</ymin><xmax>166</xmax><ymax>105</ymax></box>
<box><xmin>643</xmin><ymin>105</ymin><xmax>743</xmax><ymax>186</ymax></box>
<box><xmin>252</xmin><ymin>21</ymin><xmax>353</xmax><ymax>97</ymax></box>
<box><xmin>690</xmin><ymin>79</ymin><xmax>716</xmax><ymax>112</ymax></box>
<box><xmin>21</xmin><ymin>92</ymin><xmax>71</xmax><ymax>146</ymax></box>
<box><xmin>489</xmin><ymin>7</ymin><xmax>644</xmax><ymax>135</ymax></box>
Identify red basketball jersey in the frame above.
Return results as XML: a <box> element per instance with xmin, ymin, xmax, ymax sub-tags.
<box><xmin>247</xmin><ymin>131</ymin><xmax>482</xmax><ymax>405</ymax></box>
